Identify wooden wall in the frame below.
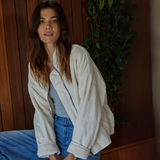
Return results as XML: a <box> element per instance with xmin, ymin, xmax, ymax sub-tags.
<box><xmin>0</xmin><ymin>0</ymin><xmax>90</xmax><ymax>131</ymax></box>
<box><xmin>117</xmin><ymin>0</ymin><xmax>155</xmax><ymax>146</ymax></box>
<box><xmin>100</xmin><ymin>138</ymin><xmax>156</xmax><ymax>160</ymax></box>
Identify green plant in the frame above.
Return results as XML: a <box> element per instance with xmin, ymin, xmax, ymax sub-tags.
<box><xmin>83</xmin><ymin>0</ymin><xmax>136</xmax><ymax>106</ymax></box>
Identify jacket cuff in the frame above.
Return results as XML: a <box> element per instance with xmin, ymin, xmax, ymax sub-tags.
<box><xmin>37</xmin><ymin>143</ymin><xmax>60</xmax><ymax>158</ymax></box>
<box><xmin>67</xmin><ymin>141</ymin><xmax>90</xmax><ymax>159</ymax></box>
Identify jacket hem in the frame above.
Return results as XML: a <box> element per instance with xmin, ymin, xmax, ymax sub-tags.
<box><xmin>67</xmin><ymin>141</ymin><xmax>90</xmax><ymax>159</ymax></box>
<box><xmin>37</xmin><ymin>143</ymin><xmax>60</xmax><ymax>158</ymax></box>
<box><xmin>91</xmin><ymin>140</ymin><xmax>111</xmax><ymax>155</ymax></box>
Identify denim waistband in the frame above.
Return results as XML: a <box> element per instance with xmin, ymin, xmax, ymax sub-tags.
<box><xmin>54</xmin><ymin>115</ymin><xmax>73</xmax><ymax>127</ymax></box>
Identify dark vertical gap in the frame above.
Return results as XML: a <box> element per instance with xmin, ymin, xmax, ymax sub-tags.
<box><xmin>70</xmin><ymin>0</ymin><xmax>74</xmax><ymax>42</ymax></box>
<box><xmin>81</xmin><ymin>0</ymin><xmax>84</xmax><ymax>42</ymax></box>
<box><xmin>0</xmin><ymin>103</ymin><xmax>4</xmax><ymax>131</ymax></box>
<box><xmin>24</xmin><ymin>0</ymin><xmax>30</xmax><ymax>130</ymax></box>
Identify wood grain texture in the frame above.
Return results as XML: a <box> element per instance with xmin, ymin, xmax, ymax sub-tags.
<box><xmin>118</xmin><ymin>0</ymin><xmax>154</xmax><ymax>131</ymax></box>
<box><xmin>71</xmin><ymin>0</ymin><xmax>84</xmax><ymax>44</ymax></box>
<box><xmin>0</xmin><ymin>0</ymin><xmax>14</xmax><ymax>131</ymax></box>
<box><xmin>26</xmin><ymin>0</ymin><xmax>38</xmax><ymax>25</ymax></box>
<box><xmin>15</xmin><ymin>0</ymin><xmax>35</xmax><ymax>129</ymax></box>
<box><xmin>100</xmin><ymin>138</ymin><xmax>156</xmax><ymax>160</ymax></box>
<box><xmin>2</xmin><ymin>0</ymin><xmax>26</xmax><ymax>130</ymax></box>
<box><xmin>61</xmin><ymin>0</ymin><xmax>73</xmax><ymax>35</ymax></box>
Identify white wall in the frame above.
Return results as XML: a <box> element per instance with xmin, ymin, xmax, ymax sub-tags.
<box><xmin>150</xmin><ymin>0</ymin><xmax>160</xmax><ymax>159</ymax></box>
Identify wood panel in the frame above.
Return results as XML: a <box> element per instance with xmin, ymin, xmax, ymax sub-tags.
<box><xmin>100</xmin><ymin>138</ymin><xmax>156</xmax><ymax>160</ymax></box>
<box><xmin>72</xmin><ymin>0</ymin><xmax>84</xmax><ymax>44</ymax></box>
<box><xmin>14</xmin><ymin>0</ymin><xmax>35</xmax><ymax>129</ymax></box>
<box><xmin>2</xmin><ymin>0</ymin><xmax>26</xmax><ymax>130</ymax></box>
<box><xmin>118</xmin><ymin>0</ymin><xmax>154</xmax><ymax>135</ymax></box>
<box><xmin>60</xmin><ymin>0</ymin><xmax>73</xmax><ymax>35</ymax></box>
<box><xmin>0</xmin><ymin>0</ymin><xmax>14</xmax><ymax>131</ymax></box>
<box><xmin>26</xmin><ymin>0</ymin><xmax>38</xmax><ymax>25</ymax></box>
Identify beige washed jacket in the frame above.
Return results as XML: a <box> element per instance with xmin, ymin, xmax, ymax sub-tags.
<box><xmin>28</xmin><ymin>44</ymin><xmax>114</xmax><ymax>159</ymax></box>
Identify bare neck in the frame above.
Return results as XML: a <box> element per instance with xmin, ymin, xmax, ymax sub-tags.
<box><xmin>44</xmin><ymin>43</ymin><xmax>56</xmax><ymax>63</ymax></box>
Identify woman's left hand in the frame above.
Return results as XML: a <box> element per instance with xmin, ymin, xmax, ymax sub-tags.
<box><xmin>64</xmin><ymin>153</ymin><xmax>77</xmax><ymax>160</ymax></box>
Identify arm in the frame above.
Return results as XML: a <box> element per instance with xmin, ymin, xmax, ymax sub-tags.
<box><xmin>28</xmin><ymin>65</ymin><xmax>60</xmax><ymax>158</ymax></box>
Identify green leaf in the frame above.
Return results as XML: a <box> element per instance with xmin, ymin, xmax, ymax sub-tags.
<box><xmin>85</xmin><ymin>17</ymin><xmax>90</xmax><ymax>21</ymax></box>
<box><xmin>96</xmin><ymin>42</ymin><xmax>100</xmax><ymax>48</ymax></box>
<box><xmin>99</xmin><ymin>0</ymin><xmax>105</xmax><ymax>11</ymax></box>
<box><xmin>108</xmin><ymin>0</ymin><xmax>113</xmax><ymax>8</ymax></box>
<box><xmin>122</xmin><ymin>33</ymin><xmax>134</xmax><ymax>49</ymax></box>
<box><xmin>85</xmin><ymin>37</ymin><xmax>93</xmax><ymax>47</ymax></box>
<box><xmin>93</xmin><ymin>31</ymin><xmax>100</xmax><ymax>37</ymax></box>
<box><xmin>90</xmin><ymin>23</ymin><xmax>93</xmax><ymax>29</ymax></box>
<box><xmin>88</xmin><ymin>5</ymin><xmax>96</xmax><ymax>17</ymax></box>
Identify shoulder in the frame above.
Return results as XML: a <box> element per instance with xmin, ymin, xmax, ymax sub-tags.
<box><xmin>70</xmin><ymin>44</ymin><xmax>92</xmax><ymax>67</ymax></box>
<box><xmin>69</xmin><ymin>44</ymin><xmax>95</xmax><ymax>76</ymax></box>
<box><xmin>71</xmin><ymin>44</ymin><xmax>88</xmax><ymax>53</ymax></box>
<box><xmin>70</xmin><ymin>44</ymin><xmax>90</xmax><ymax>60</ymax></box>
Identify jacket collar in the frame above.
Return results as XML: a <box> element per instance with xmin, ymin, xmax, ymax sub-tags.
<box><xmin>52</xmin><ymin>46</ymin><xmax>60</xmax><ymax>72</ymax></box>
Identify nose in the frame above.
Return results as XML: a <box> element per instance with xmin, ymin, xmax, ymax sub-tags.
<box><xmin>45</xmin><ymin>22</ymin><xmax>52</xmax><ymax>30</ymax></box>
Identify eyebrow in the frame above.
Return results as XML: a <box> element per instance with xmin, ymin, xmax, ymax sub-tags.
<box><xmin>40</xmin><ymin>16</ymin><xmax>57</xmax><ymax>19</ymax></box>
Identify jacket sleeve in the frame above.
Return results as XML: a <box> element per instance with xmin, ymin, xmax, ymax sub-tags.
<box><xmin>67</xmin><ymin>47</ymin><xmax>104</xmax><ymax>159</ymax></box>
<box><xmin>28</xmin><ymin>65</ymin><xmax>60</xmax><ymax>158</ymax></box>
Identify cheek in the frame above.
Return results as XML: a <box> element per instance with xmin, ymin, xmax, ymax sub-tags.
<box><xmin>55</xmin><ymin>25</ymin><xmax>60</xmax><ymax>34</ymax></box>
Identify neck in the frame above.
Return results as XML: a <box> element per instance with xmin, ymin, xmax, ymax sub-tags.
<box><xmin>44</xmin><ymin>43</ymin><xmax>56</xmax><ymax>63</ymax></box>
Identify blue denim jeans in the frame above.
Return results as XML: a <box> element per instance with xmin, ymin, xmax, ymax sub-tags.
<box><xmin>0</xmin><ymin>115</ymin><xmax>100</xmax><ymax>160</ymax></box>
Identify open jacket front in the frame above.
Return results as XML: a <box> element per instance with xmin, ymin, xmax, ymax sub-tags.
<box><xmin>28</xmin><ymin>44</ymin><xmax>114</xmax><ymax>159</ymax></box>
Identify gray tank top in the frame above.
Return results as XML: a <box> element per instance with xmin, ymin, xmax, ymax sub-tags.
<box><xmin>49</xmin><ymin>82</ymin><xmax>69</xmax><ymax>118</ymax></box>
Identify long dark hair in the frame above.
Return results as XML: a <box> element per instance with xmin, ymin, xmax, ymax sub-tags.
<box><xmin>28</xmin><ymin>0</ymin><xmax>73</xmax><ymax>88</ymax></box>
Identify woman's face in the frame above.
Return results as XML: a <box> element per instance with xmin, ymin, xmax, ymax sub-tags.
<box><xmin>37</xmin><ymin>7</ymin><xmax>60</xmax><ymax>46</ymax></box>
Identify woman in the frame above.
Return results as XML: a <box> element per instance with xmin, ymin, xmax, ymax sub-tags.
<box><xmin>0</xmin><ymin>1</ymin><xmax>114</xmax><ymax>160</ymax></box>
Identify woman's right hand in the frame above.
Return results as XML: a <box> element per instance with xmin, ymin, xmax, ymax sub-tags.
<box><xmin>49</xmin><ymin>154</ymin><xmax>57</xmax><ymax>160</ymax></box>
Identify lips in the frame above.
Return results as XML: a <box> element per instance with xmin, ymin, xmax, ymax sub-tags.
<box><xmin>44</xmin><ymin>33</ymin><xmax>53</xmax><ymax>36</ymax></box>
